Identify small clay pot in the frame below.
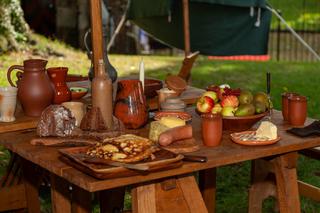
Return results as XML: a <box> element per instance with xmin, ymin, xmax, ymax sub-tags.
<box><xmin>281</xmin><ymin>92</ymin><xmax>299</xmax><ymax>121</ymax></box>
<box><xmin>201</xmin><ymin>113</ymin><xmax>222</xmax><ymax>147</ymax></box>
<box><xmin>160</xmin><ymin>97</ymin><xmax>186</xmax><ymax>112</ymax></box>
<box><xmin>165</xmin><ymin>75</ymin><xmax>187</xmax><ymax>96</ymax></box>
<box><xmin>288</xmin><ymin>95</ymin><xmax>307</xmax><ymax>126</ymax></box>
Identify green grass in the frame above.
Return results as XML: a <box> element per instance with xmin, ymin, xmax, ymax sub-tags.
<box><xmin>268</xmin><ymin>0</ymin><xmax>320</xmax><ymax>30</ymax></box>
<box><xmin>1</xmin><ymin>35</ymin><xmax>320</xmax><ymax>212</ymax></box>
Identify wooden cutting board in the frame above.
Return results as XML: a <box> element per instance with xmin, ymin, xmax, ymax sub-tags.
<box><xmin>163</xmin><ymin>138</ymin><xmax>200</xmax><ymax>154</ymax></box>
<box><xmin>59</xmin><ymin>146</ymin><xmax>184</xmax><ymax>179</ymax></box>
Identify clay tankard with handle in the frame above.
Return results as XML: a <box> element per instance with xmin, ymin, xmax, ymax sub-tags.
<box><xmin>7</xmin><ymin>59</ymin><xmax>54</xmax><ymax>117</ymax></box>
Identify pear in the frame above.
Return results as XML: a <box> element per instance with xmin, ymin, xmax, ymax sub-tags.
<box><xmin>238</xmin><ymin>90</ymin><xmax>253</xmax><ymax>105</ymax></box>
<box><xmin>234</xmin><ymin>104</ymin><xmax>255</xmax><ymax>116</ymax></box>
<box><xmin>254</xmin><ymin>101</ymin><xmax>267</xmax><ymax>114</ymax></box>
<box><xmin>253</xmin><ymin>92</ymin><xmax>269</xmax><ymax>108</ymax></box>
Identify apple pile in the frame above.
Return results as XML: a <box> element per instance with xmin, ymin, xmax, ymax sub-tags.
<box><xmin>196</xmin><ymin>85</ymin><xmax>270</xmax><ymax>117</ymax></box>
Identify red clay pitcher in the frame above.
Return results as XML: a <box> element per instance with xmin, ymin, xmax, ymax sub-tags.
<box><xmin>7</xmin><ymin>59</ymin><xmax>54</xmax><ymax>117</ymax></box>
<box><xmin>47</xmin><ymin>67</ymin><xmax>71</xmax><ymax>104</ymax></box>
<box><xmin>114</xmin><ymin>79</ymin><xmax>148</xmax><ymax>129</ymax></box>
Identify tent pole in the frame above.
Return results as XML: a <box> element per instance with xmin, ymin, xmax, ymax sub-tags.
<box><xmin>89</xmin><ymin>0</ymin><xmax>106</xmax><ymax>77</ymax></box>
<box><xmin>182</xmin><ymin>0</ymin><xmax>191</xmax><ymax>56</ymax></box>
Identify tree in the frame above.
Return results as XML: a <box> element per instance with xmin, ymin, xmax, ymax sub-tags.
<box><xmin>0</xmin><ymin>0</ymin><xmax>31</xmax><ymax>52</ymax></box>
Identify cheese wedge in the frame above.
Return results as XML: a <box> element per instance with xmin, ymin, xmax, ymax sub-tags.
<box><xmin>255</xmin><ymin>121</ymin><xmax>278</xmax><ymax>140</ymax></box>
<box><xmin>149</xmin><ymin>121</ymin><xmax>170</xmax><ymax>142</ymax></box>
<box><xmin>159</xmin><ymin>117</ymin><xmax>186</xmax><ymax>128</ymax></box>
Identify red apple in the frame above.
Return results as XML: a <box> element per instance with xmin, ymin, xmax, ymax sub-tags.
<box><xmin>211</xmin><ymin>103</ymin><xmax>222</xmax><ymax>114</ymax></box>
<box><xmin>202</xmin><ymin>91</ymin><xmax>219</xmax><ymax>103</ymax></box>
<box><xmin>197</xmin><ymin>96</ymin><xmax>214</xmax><ymax>113</ymax></box>
<box><xmin>221</xmin><ymin>95</ymin><xmax>239</xmax><ymax>108</ymax></box>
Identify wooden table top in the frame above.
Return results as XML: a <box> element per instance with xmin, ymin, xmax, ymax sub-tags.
<box><xmin>1</xmin><ymin>109</ymin><xmax>320</xmax><ymax>192</ymax></box>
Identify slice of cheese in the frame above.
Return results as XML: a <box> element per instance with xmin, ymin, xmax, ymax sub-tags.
<box><xmin>159</xmin><ymin>117</ymin><xmax>186</xmax><ymax>128</ymax></box>
<box><xmin>255</xmin><ymin>121</ymin><xmax>278</xmax><ymax>140</ymax></box>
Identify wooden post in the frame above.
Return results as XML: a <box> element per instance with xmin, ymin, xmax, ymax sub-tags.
<box><xmin>182</xmin><ymin>0</ymin><xmax>191</xmax><ymax>56</ymax></box>
<box><xmin>89</xmin><ymin>0</ymin><xmax>105</xmax><ymax>77</ymax></box>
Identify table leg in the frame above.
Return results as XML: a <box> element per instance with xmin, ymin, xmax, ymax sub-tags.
<box><xmin>131</xmin><ymin>174</ymin><xmax>208</xmax><ymax>213</ymax></box>
<box><xmin>51</xmin><ymin>174</ymin><xmax>72</xmax><ymax>213</ymax></box>
<box><xmin>199</xmin><ymin>168</ymin><xmax>216</xmax><ymax>213</ymax></box>
<box><xmin>248</xmin><ymin>159</ymin><xmax>277</xmax><ymax>213</ymax></box>
<box><xmin>21</xmin><ymin>159</ymin><xmax>41</xmax><ymax>213</ymax></box>
<box><xmin>249</xmin><ymin>152</ymin><xmax>301</xmax><ymax>213</ymax></box>
<box><xmin>272</xmin><ymin>152</ymin><xmax>300</xmax><ymax>213</ymax></box>
<box><xmin>99</xmin><ymin>187</ymin><xmax>125</xmax><ymax>213</ymax></box>
<box><xmin>71</xmin><ymin>184</ymin><xmax>92</xmax><ymax>213</ymax></box>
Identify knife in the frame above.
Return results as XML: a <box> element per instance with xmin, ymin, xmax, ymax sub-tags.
<box><xmin>183</xmin><ymin>154</ymin><xmax>207</xmax><ymax>163</ymax></box>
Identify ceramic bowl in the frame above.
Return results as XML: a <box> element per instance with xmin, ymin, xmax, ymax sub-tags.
<box><xmin>196</xmin><ymin>109</ymin><xmax>268</xmax><ymax>131</ymax></box>
<box><xmin>70</xmin><ymin>87</ymin><xmax>88</xmax><ymax>100</ymax></box>
<box><xmin>154</xmin><ymin>111</ymin><xmax>192</xmax><ymax>121</ymax></box>
<box><xmin>144</xmin><ymin>79</ymin><xmax>163</xmax><ymax>98</ymax></box>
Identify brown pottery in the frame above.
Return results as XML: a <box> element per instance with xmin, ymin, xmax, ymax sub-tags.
<box><xmin>47</xmin><ymin>67</ymin><xmax>71</xmax><ymax>104</ymax></box>
<box><xmin>7</xmin><ymin>59</ymin><xmax>54</xmax><ymax>117</ymax></box>
<box><xmin>201</xmin><ymin>113</ymin><xmax>222</xmax><ymax>147</ymax></box>
<box><xmin>281</xmin><ymin>92</ymin><xmax>299</xmax><ymax>121</ymax></box>
<box><xmin>114</xmin><ymin>79</ymin><xmax>148</xmax><ymax>129</ymax></box>
<box><xmin>288</xmin><ymin>95</ymin><xmax>307</xmax><ymax>126</ymax></box>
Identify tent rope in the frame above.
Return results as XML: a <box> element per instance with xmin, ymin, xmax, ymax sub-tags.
<box><xmin>266</xmin><ymin>5</ymin><xmax>320</xmax><ymax>61</ymax></box>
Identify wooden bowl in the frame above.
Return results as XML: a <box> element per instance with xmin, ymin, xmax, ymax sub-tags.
<box><xmin>222</xmin><ymin>111</ymin><xmax>268</xmax><ymax>131</ymax></box>
<box><xmin>196</xmin><ymin>109</ymin><xmax>268</xmax><ymax>132</ymax></box>
<box><xmin>144</xmin><ymin>79</ymin><xmax>163</xmax><ymax>98</ymax></box>
<box><xmin>70</xmin><ymin>87</ymin><xmax>88</xmax><ymax>100</ymax></box>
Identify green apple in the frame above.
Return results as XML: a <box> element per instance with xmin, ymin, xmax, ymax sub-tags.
<box><xmin>221</xmin><ymin>106</ymin><xmax>235</xmax><ymax>116</ymax></box>
<box><xmin>211</xmin><ymin>103</ymin><xmax>222</xmax><ymax>114</ymax></box>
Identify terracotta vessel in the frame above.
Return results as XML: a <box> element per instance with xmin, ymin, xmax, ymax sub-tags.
<box><xmin>201</xmin><ymin>113</ymin><xmax>222</xmax><ymax>147</ymax></box>
<box><xmin>7</xmin><ymin>59</ymin><xmax>54</xmax><ymax>117</ymax></box>
<box><xmin>91</xmin><ymin>60</ymin><xmax>113</xmax><ymax>129</ymax></box>
<box><xmin>288</xmin><ymin>95</ymin><xmax>307</xmax><ymax>126</ymax></box>
<box><xmin>114</xmin><ymin>79</ymin><xmax>148</xmax><ymax>129</ymax></box>
<box><xmin>47</xmin><ymin>67</ymin><xmax>71</xmax><ymax>104</ymax></box>
<box><xmin>281</xmin><ymin>92</ymin><xmax>299</xmax><ymax>121</ymax></box>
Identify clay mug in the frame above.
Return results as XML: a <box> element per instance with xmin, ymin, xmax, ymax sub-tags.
<box><xmin>288</xmin><ymin>95</ymin><xmax>307</xmax><ymax>126</ymax></box>
<box><xmin>114</xmin><ymin>79</ymin><xmax>148</xmax><ymax>129</ymax></box>
<box><xmin>7</xmin><ymin>59</ymin><xmax>54</xmax><ymax>117</ymax></box>
<box><xmin>201</xmin><ymin>113</ymin><xmax>222</xmax><ymax>147</ymax></box>
<box><xmin>0</xmin><ymin>87</ymin><xmax>18</xmax><ymax>122</ymax></box>
<box><xmin>62</xmin><ymin>102</ymin><xmax>86</xmax><ymax>127</ymax></box>
<box><xmin>281</xmin><ymin>92</ymin><xmax>299</xmax><ymax>121</ymax></box>
<box><xmin>47</xmin><ymin>67</ymin><xmax>71</xmax><ymax>104</ymax></box>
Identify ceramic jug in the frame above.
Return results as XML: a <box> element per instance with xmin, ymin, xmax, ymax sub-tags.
<box><xmin>114</xmin><ymin>79</ymin><xmax>148</xmax><ymax>129</ymax></box>
<box><xmin>47</xmin><ymin>67</ymin><xmax>71</xmax><ymax>104</ymax></box>
<box><xmin>7</xmin><ymin>59</ymin><xmax>54</xmax><ymax>117</ymax></box>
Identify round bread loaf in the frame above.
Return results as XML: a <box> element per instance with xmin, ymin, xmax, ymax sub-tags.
<box><xmin>37</xmin><ymin>105</ymin><xmax>76</xmax><ymax>137</ymax></box>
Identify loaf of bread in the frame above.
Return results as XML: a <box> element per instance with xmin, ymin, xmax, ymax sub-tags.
<box><xmin>37</xmin><ymin>105</ymin><xmax>76</xmax><ymax>137</ymax></box>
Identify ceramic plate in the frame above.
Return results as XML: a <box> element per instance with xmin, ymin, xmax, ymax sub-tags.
<box><xmin>154</xmin><ymin>111</ymin><xmax>192</xmax><ymax>121</ymax></box>
<box><xmin>230</xmin><ymin>130</ymin><xmax>280</xmax><ymax>146</ymax></box>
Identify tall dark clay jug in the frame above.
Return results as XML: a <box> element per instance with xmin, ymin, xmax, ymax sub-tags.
<box><xmin>7</xmin><ymin>59</ymin><xmax>54</xmax><ymax>117</ymax></box>
<box><xmin>114</xmin><ymin>79</ymin><xmax>148</xmax><ymax>129</ymax></box>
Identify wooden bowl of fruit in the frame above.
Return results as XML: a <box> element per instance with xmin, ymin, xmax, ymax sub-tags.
<box><xmin>197</xmin><ymin>85</ymin><xmax>270</xmax><ymax>131</ymax></box>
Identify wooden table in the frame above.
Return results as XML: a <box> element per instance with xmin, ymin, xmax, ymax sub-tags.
<box><xmin>1</xmin><ymin>110</ymin><xmax>320</xmax><ymax>213</ymax></box>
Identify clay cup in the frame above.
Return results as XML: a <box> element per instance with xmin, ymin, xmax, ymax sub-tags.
<box><xmin>0</xmin><ymin>87</ymin><xmax>18</xmax><ymax>122</ymax></box>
